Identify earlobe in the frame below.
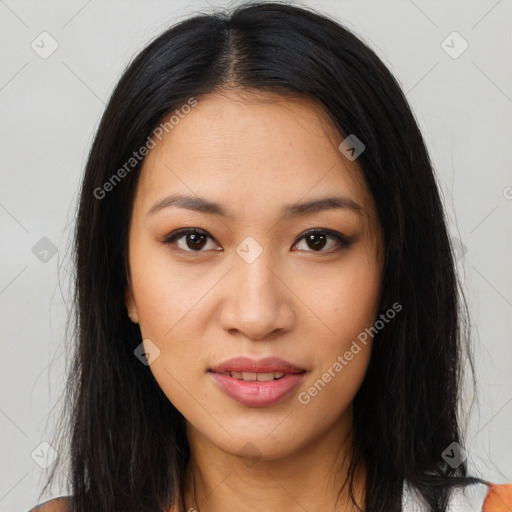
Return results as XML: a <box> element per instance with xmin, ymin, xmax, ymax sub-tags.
<box><xmin>125</xmin><ymin>286</ymin><xmax>139</xmax><ymax>324</ymax></box>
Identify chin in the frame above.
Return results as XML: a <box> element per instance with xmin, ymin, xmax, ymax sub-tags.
<box><xmin>204</xmin><ymin>425</ymin><xmax>312</xmax><ymax>464</ymax></box>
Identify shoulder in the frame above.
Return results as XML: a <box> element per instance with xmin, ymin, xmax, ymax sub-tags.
<box><xmin>449</xmin><ymin>482</ymin><xmax>512</xmax><ymax>512</ymax></box>
<box><xmin>403</xmin><ymin>480</ymin><xmax>512</xmax><ymax>511</ymax></box>
<box><xmin>482</xmin><ymin>483</ymin><xmax>512</xmax><ymax>512</ymax></box>
<box><xmin>27</xmin><ymin>496</ymin><xmax>72</xmax><ymax>512</ymax></box>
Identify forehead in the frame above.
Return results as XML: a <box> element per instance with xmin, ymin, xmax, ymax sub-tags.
<box><xmin>143</xmin><ymin>89</ymin><xmax>347</xmax><ymax>167</ymax></box>
<box><xmin>133</xmin><ymin>89</ymin><xmax>377</xmax><ymax>229</ymax></box>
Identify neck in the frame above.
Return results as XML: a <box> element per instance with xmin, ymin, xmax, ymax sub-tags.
<box><xmin>182</xmin><ymin>409</ymin><xmax>366</xmax><ymax>512</ymax></box>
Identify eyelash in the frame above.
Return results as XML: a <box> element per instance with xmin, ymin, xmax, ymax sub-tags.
<box><xmin>162</xmin><ymin>227</ymin><xmax>353</xmax><ymax>255</ymax></box>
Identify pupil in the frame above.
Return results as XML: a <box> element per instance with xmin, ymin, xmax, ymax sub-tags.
<box><xmin>307</xmin><ymin>233</ymin><xmax>326</xmax><ymax>251</ymax></box>
<box><xmin>188</xmin><ymin>233</ymin><xmax>206</xmax><ymax>250</ymax></box>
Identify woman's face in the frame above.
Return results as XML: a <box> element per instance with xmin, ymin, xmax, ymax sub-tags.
<box><xmin>125</xmin><ymin>90</ymin><xmax>384</xmax><ymax>461</ymax></box>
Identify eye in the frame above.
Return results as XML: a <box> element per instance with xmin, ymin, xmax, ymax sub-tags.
<box><xmin>293</xmin><ymin>228</ymin><xmax>352</xmax><ymax>253</ymax></box>
<box><xmin>162</xmin><ymin>227</ymin><xmax>352</xmax><ymax>255</ymax></box>
<box><xmin>162</xmin><ymin>228</ymin><xmax>221</xmax><ymax>253</ymax></box>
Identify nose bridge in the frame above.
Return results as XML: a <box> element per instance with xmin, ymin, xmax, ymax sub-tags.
<box><xmin>219</xmin><ymin>240</ymin><xmax>294</xmax><ymax>338</ymax></box>
<box><xmin>236</xmin><ymin>247</ymin><xmax>277</xmax><ymax>301</ymax></box>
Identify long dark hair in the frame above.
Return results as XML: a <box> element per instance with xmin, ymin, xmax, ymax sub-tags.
<box><xmin>41</xmin><ymin>2</ymin><xmax>485</xmax><ymax>511</ymax></box>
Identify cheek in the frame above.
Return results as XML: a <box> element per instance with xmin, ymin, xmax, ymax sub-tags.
<box><xmin>131</xmin><ymin>244</ymin><xmax>212</xmax><ymax>340</ymax></box>
<box><xmin>295</xmin><ymin>250</ymin><xmax>382</xmax><ymax>343</ymax></box>
<box><xmin>128</xmin><ymin>247</ymin><xmax>213</xmax><ymax>407</ymax></box>
<box><xmin>282</xmin><ymin>255</ymin><xmax>379</xmax><ymax>419</ymax></box>
<box><xmin>134</xmin><ymin>266</ymin><xmax>208</xmax><ymax>363</ymax></box>
<box><xmin>135</xmin><ymin>286</ymin><xmax>208</xmax><ymax>416</ymax></box>
<box><xmin>291</xmin><ymin>342</ymin><xmax>371</xmax><ymax>446</ymax></box>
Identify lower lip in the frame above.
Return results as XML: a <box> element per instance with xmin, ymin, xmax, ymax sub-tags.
<box><xmin>209</xmin><ymin>371</ymin><xmax>306</xmax><ymax>407</ymax></box>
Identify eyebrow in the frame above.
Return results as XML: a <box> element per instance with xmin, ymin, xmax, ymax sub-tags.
<box><xmin>146</xmin><ymin>193</ymin><xmax>364</xmax><ymax>219</ymax></box>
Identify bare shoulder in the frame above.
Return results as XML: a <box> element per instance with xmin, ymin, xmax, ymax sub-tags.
<box><xmin>27</xmin><ymin>496</ymin><xmax>72</xmax><ymax>512</ymax></box>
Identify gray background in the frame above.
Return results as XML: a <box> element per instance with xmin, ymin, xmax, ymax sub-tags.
<box><xmin>0</xmin><ymin>0</ymin><xmax>511</xmax><ymax>510</ymax></box>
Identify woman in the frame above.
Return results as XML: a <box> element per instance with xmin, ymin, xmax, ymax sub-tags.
<box><xmin>29</xmin><ymin>2</ymin><xmax>511</xmax><ymax>511</ymax></box>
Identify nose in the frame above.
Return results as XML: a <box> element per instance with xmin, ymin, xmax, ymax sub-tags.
<box><xmin>218</xmin><ymin>250</ymin><xmax>296</xmax><ymax>341</ymax></box>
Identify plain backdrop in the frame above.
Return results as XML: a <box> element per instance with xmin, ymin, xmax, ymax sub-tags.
<box><xmin>0</xmin><ymin>0</ymin><xmax>511</xmax><ymax>510</ymax></box>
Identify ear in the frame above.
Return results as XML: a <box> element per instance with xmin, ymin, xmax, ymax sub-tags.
<box><xmin>125</xmin><ymin>285</ymin><xmax>139</xmax><ymax>324</ymax></box>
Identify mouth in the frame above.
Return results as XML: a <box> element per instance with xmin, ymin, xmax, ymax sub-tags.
<box><xmin>208</xmin><ymin>356</ymin><xmax>307</xmax><ymax>407</ymax></box>
<box><xmin>209</xmin><ymin>370</ymin><xmax>300</xmax><ymax>381</ymax></box>
<box><xmin>209</xmin><ymin>356</ymin><xmax>307</xmax><ymax>375</ymax></box>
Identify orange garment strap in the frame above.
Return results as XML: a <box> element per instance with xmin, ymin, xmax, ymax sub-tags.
<box><xmin>482</xmin><ymin>483</ymin><xmax>512</xmax><ymax>512</ymax></box>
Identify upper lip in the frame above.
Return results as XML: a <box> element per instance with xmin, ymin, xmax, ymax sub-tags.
<box><xmin>209</xmin><ymin>356</ymin><xmax>306</xmax><ymax>374</ymax></box>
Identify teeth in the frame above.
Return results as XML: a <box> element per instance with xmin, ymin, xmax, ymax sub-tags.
<box><xmin>255</xmin><ymin>372</ymin><xmax>276</xmax><ymax>382</ymax></box>
<box><xmin>220</xmin><ymin>371</ymin><xmax>286</xmax><ymax>381</ymax></box>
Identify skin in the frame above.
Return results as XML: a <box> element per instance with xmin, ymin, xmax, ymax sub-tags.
<box><xmin>125</xmin><ymin>89</ymin><xmax>384</xmax><ymax>512</ymax></box>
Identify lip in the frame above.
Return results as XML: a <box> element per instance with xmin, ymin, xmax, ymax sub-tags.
<box><xmin>208</xmin><ymin>356</ymin><xmax>307</xmax><ymax>407</ymax></box>
<box><xmin>209</xmin><ymin>372</ymin><xmax>306</xmax><ymax>407</ymax></box>
<box><xmin>209</xmin><ymin>356</ymin><xmax>306</xmax><ymax>374</ymax></box>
